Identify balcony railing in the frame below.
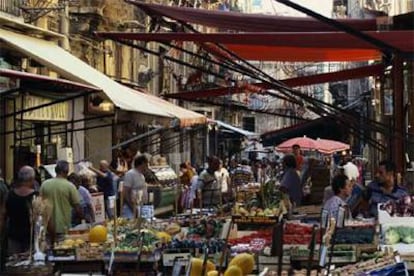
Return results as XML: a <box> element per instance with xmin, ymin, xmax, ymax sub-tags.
<box><xmin>0</xmin><ymin>0</ymin><xmax>23</xmax><ymax>17</ymax></box>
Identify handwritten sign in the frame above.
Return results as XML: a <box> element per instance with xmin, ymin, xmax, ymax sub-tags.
<box><xmin>91</xmin><ymin>192</ymin><xmax>105</xmax><ymax>223</ymax></box>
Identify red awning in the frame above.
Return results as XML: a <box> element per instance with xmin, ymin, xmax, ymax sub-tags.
<box><xmin>165</xmin><ymin>63</ymin><xmax>384</xmax><ymax>100</ymax></box>
<box><xmin>97</xmin><ymin>31</ymin><xmax>413</xmax><ymax>61</ymax></box>
<box><xmin>0</xmin><ymin>68</ymin><xmax>100</xmax><ymax>93</ymax></box>
<box><xmin>126</xmin><ymin>1</ymin><xmax>378</xmax><ymax>32</ymax></box>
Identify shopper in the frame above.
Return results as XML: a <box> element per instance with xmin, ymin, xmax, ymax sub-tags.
<box><xmin>122</xmin><ymin>155</ymin><xmax>149</xmax><ymax>218</ymax></box>
<box><xmin>214</xmin><ymin>159</ymin><xmax>231</xmax><ymax>201</ymax></box>
<box><xmin>6</xmin><ymin>166</ymin><xmax>38</xmax><ymax>254</ymax></box>
<box><xmin>68</xmin><ymin>173</ymin><xmax>95</xmax><ymax>224</ymax></box>
<box><xmin>323</xmin><ymin>174</ymin><xmax>352</xmax><ymax>222</ymax></box>
<box><xmin>366</xmin><ymin>160</ymin><xmax>408</xmax><ymax>217</ymax></box>
<box><xmin>40</xmin><ymin>160</ymin><xmax>83</xmax><ymax>244</ymax></box>
<box><xmin>197</xmin><ymin>156</ymin><xmax>221</xmax><ymax>208</ymax></box>
<box><xmin>280</xmin><ymin>154</ymin><xmax>302</xmax><ymax>207</ymax></box>
<box><xmin>89</xmin><ymin>160</ymin><xmax>115</xmax><ymax>219</ymax></box>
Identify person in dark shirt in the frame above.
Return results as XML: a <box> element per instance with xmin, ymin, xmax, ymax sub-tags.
<box><xmin>89</xmin><ymin>160</ymin><xmax>115</xmax><ymax>219</ymax></box>
<box><xmin>366</xmin><ymin>160</ymin><xmax>408</xmax><ymax>217</ymax></box>
<box><xmin>6</xmin><ymin>166</ymin><xmax>38</xmax><ymax>255</ymax></box>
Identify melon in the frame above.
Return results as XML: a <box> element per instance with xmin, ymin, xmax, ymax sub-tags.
<box><xmin>190</xmin><ymin>258</ymin><xmax>216</xmax><ymax>276</ymax></box>
<box><xmin>88</xmin><ymin>225</ymin><xmax>107</xmax><ymax>243</ymax></box>
<box><xmin>207</xmin><ymin>271</ymin><xmax>219</xmax><ymax>276</ymax></box>
<box><xmin>228</xmin><ymin>253</ymin><xmax>255</xmax><ymax>275</ymax></box>
<box><xmin>224</xmin><ymin>265</ymin><xmax>243</xmax><ymax>276</ymax></box>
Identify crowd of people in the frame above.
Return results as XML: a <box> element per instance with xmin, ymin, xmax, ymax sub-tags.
<box><xmin>0</xmin><ymin>152</ymin><xmax>152</xmax><ymax>265</ymax></box>
<box><xmin>0</xmin><ymin>143</ymin><xmax>411</xmax><ymax>271</ymax></box>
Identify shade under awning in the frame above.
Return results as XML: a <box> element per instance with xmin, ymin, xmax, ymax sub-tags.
<box><xmin>165</xmin><ymin>63</ymin><xmax>384</xmax><ymax>100</ymax></box>
<box><xmin>0</xmin><ymin>68</ymin><xmax>100</xmax><ymax>93</ymax></box>
<box><xmin>126</xmin><ymin>1</ymin><xmax>378</xmax><ymax>32</ymax></box>
<box><xmin>261</xmin><ymin>117</ymin><xmax>346</xmax><ymax>146</ymax></box>
<box><xmin>0</xmin><ymin>28</ymin><xmax>206</xmax><ymax>127</ymax></box>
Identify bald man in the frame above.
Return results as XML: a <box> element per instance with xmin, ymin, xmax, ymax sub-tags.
<box><xmin>89</xmin><ymin>160</ymin><xmax>115</xmax><ymax>219</ymax></box>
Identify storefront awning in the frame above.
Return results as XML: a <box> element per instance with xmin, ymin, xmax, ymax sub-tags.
<box><xmin>210</xmin><ymin>119</ymin><xmax>259</xmax><ymax>140</ymax></box>
<box><xmin>165</xmin><ymin>63</ymin><xmax>384</xmax><ymax>100</ymax></box>
<box><xmin>0</xmin><ymin>68</ymin><xmax>100</xmax><ymax>93</ymax></box>
<box><xmin>97</xmin><ymin>31</ymin><xmax>413</xmax><ymax>62</ymax></box>
<box><xmin>126</xmin><ymin>1</ymin><xmax>378</xmax><ymax>32</ymax></box>
<box><xmin>0</xmin><ymin>28</ymin><xmax>206</xmax><ymax>127</ymax></box>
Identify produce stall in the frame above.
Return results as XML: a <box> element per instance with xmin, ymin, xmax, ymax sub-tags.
<box><xmin>144</xmin><ymin>162</ymin><xmax>179</xmax><ymax>216</ymax></box>
<box><xmin>5</xmin><ymin>174</ymin><xmax>414</xmax><ymax>275</ymax></box>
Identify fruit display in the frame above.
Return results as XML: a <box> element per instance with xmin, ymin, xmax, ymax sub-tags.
<box><xmin>283</xmin><ymin>222</ymin><xmax>321</xmax><ymax>245</ymax></box>
<box><xmin>384</xmin><ymin>226</ymin><xmax>414</xmax><ymax>245</ymax></box>
<box><xmin>228</xmin><ymin>253</ymin><xmax>255</xmax><ymax>275</ymax></box>
<box><xmin>89</xmin><ymin>225</ymin><xmax>108</xmax><ymax>243</ymax></box>
<box><xmin>380</xmin><ymin>196</ymin><xmax>414</xmax><ymax>217</ymax></box>
<box><xmin>189</xmin><ymin>258</ymin><xmax>216</xmax><ymax>276</ymax></box>
<box><xmin>228</xmin><ymin>229</ymin><xmax>273</xmax><ymax>247</ymax></box>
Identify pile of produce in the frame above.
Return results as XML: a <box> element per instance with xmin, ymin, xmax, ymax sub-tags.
<box><xmin>283</xmin><ymin>222</ymin><xmax>321</xmax><ymax>245</ymax></box>
<box><xmin>187</xmin><ymin>218</ymin><xmax>225</xmax><ymax>239</ymax></box>
<box><xmin>228</xmin><ymin>229</ymin><xmax>273</xmax><ymax>246</ymax></box>
<box><xmin>380</xmin><ymin>196</ymin><xmax>414</xmax><ymax>217</ymax></box>
<box><xmin>189</xmin><ymin>253</ymin><xmax>255</xmax><ymax>276</ymax></box>
<box><xmin>167</xmin><ymin>238</ymin><xmax>226</xmax><ymax>254</ymax></box>
<box><xmin>335</xmin><ymin>226</ymin><xmax>375</xmax><ymax>244</ymax></box>
<box><xmin>384</xmin><ymin>226</ymin><xmax>414</xmax><ymax>244</ymax></box>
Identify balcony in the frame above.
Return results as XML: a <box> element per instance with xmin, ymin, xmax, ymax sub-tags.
<box><xmin>0</xmin><ymin>0</ymin><xmax>23</xmax><ymax>17</ymax></box>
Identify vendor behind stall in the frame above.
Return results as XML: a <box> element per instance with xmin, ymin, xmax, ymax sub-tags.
<box><xmin>366</xmin><ymin>160</ymin><xmax>408</xmax><ymax>217</ymax></box>
<box><xmin>280</xmin><ymin>154</ymin><xmax>302</xmax><ymax>207</ymax></box>
<box><xmin>323</xmin><ymin>174</ymin><xmax>352</xmax><ymax>221</ymax></box>
<box><xmin>197</xmin><ymin>156</ymin><xmax>221</xmax><ymax>208</ymax></box>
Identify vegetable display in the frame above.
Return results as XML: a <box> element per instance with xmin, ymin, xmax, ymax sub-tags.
<box><xmin>380</xmin><ymin>196</ymin><xmax>414</xmax><ymax>217</ymax></box>
<box><xmin>384</xmin><ymin>226</ymin><xmax>414</xmax><ymax>245</ymax></box>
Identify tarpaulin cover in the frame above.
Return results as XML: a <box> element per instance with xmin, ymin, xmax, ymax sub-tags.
<box><xmin>126</xmin><ymin>1</ymin><xmax>378</xmax><ymax>32</ymax></box>
<box><xmin>97</xmin><ymin>31</ymin><xmax>413</xmax><ymax>61</ymax></box>
<box><xmin>165</xmin><ymin>64</ymin><xmax>384</xmax><ymax>100</ymax></box>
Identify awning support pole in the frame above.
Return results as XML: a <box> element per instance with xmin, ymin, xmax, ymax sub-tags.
<box><xmin>393</xmin><ymin>55</ymin><xmax>405</xmax><ymax>172</ymax></box>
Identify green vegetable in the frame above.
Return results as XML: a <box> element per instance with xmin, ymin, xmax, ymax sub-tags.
<box><xmin>398</xmin><ymin>227</ymin><xmax>414</xmax><ymax>244</ymax></box>
<box><xmin>385</xmin><ymin>228</ymin><xmax>400</xmax><ymax>244</ymax></box>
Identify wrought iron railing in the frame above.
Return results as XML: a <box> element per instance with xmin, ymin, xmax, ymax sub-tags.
<box><xmin>0</xmin><ymin>0</ymin><xmax>23</xmax><ymax>17</ymax></box>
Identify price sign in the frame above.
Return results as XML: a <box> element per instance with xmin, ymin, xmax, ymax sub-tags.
<box><xmin>140</xmin><ymin>205</ymin><xmax>154</xmax><ymax>220</ymax></box>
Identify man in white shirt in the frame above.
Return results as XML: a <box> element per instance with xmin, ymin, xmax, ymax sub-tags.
<box><xmin>122</xmin><ymin>155</ymin><xmax>148</xmax><ymax>219</ymax></box>
<box><xmin>343</xmin><ymin>156</ymin><xmax>359</xmax><ymax>184</ymax></box>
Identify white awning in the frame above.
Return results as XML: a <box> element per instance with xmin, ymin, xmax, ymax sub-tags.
<box><xmin>210</xmin><ymin>119</ymin><xmax>259</xmax><ymax>140</ymax></box>
<box><xmin>0</xmin><ymin>28</ymin><xmax>206</xmax><ymax>127</ymax></box>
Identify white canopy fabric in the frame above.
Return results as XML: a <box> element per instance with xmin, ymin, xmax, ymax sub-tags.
<box><xmin>211</xmin><ymin>119</ymin><xmax>259</xmax><ymax>140</ymax></box>
<box><xmin>0</xmin><ymin>28</ymin><xmax>206</xmax><ymax>127</ymax></box>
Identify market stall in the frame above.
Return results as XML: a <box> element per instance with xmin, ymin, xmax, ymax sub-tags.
<box><xmin>5</xmin><ymin>176</ymin><xmax>414</xmax><ymax>275</ymax></box>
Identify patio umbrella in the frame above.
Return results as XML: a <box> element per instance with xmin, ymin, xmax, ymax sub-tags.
<box><xmin>315</xmin><ymin>138</ymin><xmax>350</xmax><ymax>155</ymax></box>
<box><xmin>275</xmin><ymin>136</ymin><xmax>318</xmax><ymax>152</ymax></box>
